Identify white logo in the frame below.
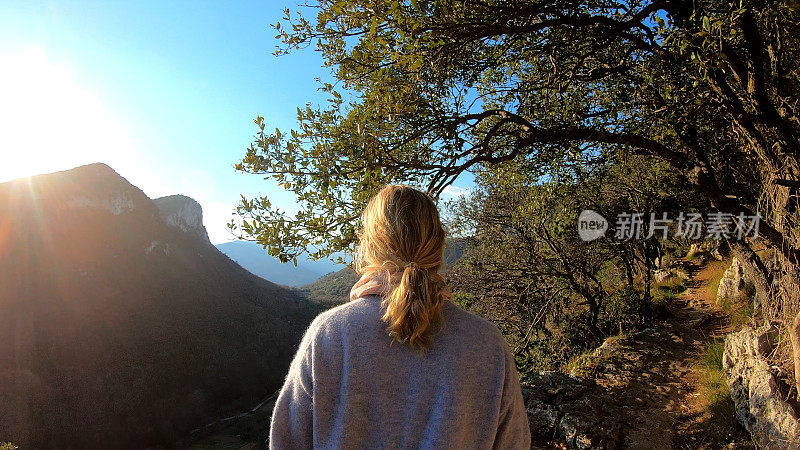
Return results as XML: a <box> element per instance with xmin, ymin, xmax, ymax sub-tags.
<box><xmin>578</xmin><ymin>210</ymin><xmax>608</xmax><ymax>241</ymax></box>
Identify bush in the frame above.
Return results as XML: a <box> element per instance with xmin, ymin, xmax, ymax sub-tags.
<box><xmin>452</xmin><ymin>292</ymin><xmax>475</xmax><ymax>310</ymax></box>
<box><xmin>601</xmin><ymin>285</ymin><xmax>649</xmax><ymax>333</ymax></box>
<box><xmin>513</xmin><ymin>309</ymin><xmax>600</xmax><ymax>378</ymax></box>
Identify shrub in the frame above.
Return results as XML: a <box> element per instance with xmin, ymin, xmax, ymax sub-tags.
<box><xmin>601</xmin><ymin>285</ymin><xmax>649</xmax><ymax>333</ymax></box>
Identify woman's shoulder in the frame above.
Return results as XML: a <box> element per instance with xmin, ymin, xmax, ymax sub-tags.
<box><xmin>305</xmin><ymin>297</ymin><xmax>508</xmax><ymax>354</ymax></box>
<box><xmin>442</xmin><ymin>301</ymin><xmax>507</xmax><ymax>346</ymax></box>
<box><xmin>304</xmin><ymin>296</ymin><xmax>383</xmax><ymax>335</ymax></box>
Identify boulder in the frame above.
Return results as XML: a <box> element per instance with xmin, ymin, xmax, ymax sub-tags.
<box><xmin>686</xmin><ymin>243</ymin><xmax>702</xmax><ymax>259</ymax></box>
<box><xmin>653</xmin><ymin>269</ymin><xmax>672</xmax><ymax>284</ymax></box>
<box><xmin>723</xmin><ymin>324</ymin><xmax>800</xmax><ymax>449</ymax></box>
<box><xmin>653</xmin><ymin>268</ymin><xmax>689</xmax><ymax>284</ymax></box>
<box><xmin>524</xmin><ymin>372</ymin><xmax>622</xmax><ymax>449</ymax></box>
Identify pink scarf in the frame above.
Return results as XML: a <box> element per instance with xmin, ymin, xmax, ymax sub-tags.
<box><xmin>349</xmin><ymin>271</ymin><xmax>453</xmax><ymax>302</ymax></box>
<box><xmin>349</xmin><ymin>272</ymin><xmax>388</xmax><ymax>302</ymax></box>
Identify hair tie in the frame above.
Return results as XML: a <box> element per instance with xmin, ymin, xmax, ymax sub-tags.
<box><xmin>405</xmin><ymin>262</ymin><xmax>419</xmax><ymax>270</ymax></box>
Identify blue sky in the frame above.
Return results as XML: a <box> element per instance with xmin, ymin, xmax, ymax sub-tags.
<box><xmin>0</xmin><ymin>0</ymin><xmax>472</xmax><ymax>244</ymax></box>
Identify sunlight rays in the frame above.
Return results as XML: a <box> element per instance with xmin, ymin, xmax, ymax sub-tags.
<box><xmin>0</xmin><ymin>47</ymin><xmax>138</xmax><ymax>183</ymax></box>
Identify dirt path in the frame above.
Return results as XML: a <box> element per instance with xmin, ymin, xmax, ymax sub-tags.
<box><xmin>580</xmin><ymin>259</ymin><xmax>752</xmax><ymax>449</ymax></box>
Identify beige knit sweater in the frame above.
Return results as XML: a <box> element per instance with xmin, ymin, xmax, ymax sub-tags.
<box><xmin>269</xmin><ymin>295</ymin><xmax>531</xmax><ymax>449</ymax></box>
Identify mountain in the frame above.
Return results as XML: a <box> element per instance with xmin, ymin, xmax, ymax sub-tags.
<box><xmin>216</xmin><ymin>241</ymin><xmax>343</xmax><ymax>287</ymax></box>
<box><xmin>0</xmin><ymin>163</ymin><xmax>317</xmax><ymax>448</ymax></box>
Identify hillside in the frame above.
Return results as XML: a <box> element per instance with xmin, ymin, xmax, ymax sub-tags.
<box><xmin>0</xmin><ymin>164</ymin><xmax>317</xmax><ymax>448</ymax></box>
<box><xmin>216</xmin><ymin>240</ymin><xmax>342</xmax><ymax>287</ymax></box>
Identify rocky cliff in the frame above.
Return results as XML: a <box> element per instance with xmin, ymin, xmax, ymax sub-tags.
<box><xmin>153</xmin><ymin>194</ymin><xmax>211</xmax><ymax>243</ymax></box>
<box><xmin>724</xmin><ymin>324</ymin><xmax>800</xmax><ymax>448</ymax></box>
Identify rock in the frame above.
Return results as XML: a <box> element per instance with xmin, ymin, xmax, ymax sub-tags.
<box><xmin>523</xmin><ymin>372</ymin><xmax>622</xmax><ymax>449</ymax></box>
<box><xmin>673</xmin><ymin>269</ymin><xmax>690</xmax><ymax>280</ymax></box>
<box><xmin>716</xmin><ymin>257</ymin><xmax>747</xmax><ymax>305</ymax></box>
<box><xmin>144</xmin><ymin>240</ymin><xmax>171</xmax><ymax>256</ymax></box>
<box><xmin>154</xmin><ymin>195</ymin><xmax>210</xmax><ymax>243</ymax></box>
<box><xmin>654</xmin><ymin>268</ymin><xmax>688</xmax><ymax>284</ymax></box>
<box><xmin>56</xmin><ymin>163</ymin><xmax>153</xmax><ymax>216</ymax></box>
<box><xmin>654</xmin><ymin>269</ymin><xmax>672</xmax><ymax>284</ymax></box>
<box><xmin>686</xmin><ymin>243</ymin><xmax>702</xmax><ymax>259</ymax></box>
<box><xmin>723</xmin><ymin>324</ymin><xmax>800</xmax><ymax>449</ymax></box>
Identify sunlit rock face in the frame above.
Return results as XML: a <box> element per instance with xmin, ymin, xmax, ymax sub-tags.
<box><xmin>154</xmin><ymin>194</ymin><xmax>210</xmax><ymax>243</ymax></box>
<box><xmin>724</xmin><ymin>324</ymin><xmax>800</xmax><ymax>449</ymax></box>
<box><xmin>65</xmin><ymin>190</ymin><xmax>137</xmax><ymax>215</ymax></box>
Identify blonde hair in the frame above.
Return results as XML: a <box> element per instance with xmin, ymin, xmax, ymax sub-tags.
<box><xmin>356</xmin><ymin>185</ymin><xmax>448</xmax><ymax>350</ymax></box>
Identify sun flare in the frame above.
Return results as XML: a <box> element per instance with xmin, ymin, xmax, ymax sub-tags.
<box><xmin>0</xmin><ymin>47</ymin><xmax>135</xmax><ymax>183</ymax></box>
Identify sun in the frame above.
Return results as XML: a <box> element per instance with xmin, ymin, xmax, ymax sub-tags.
<box><xmin>0</xmin><ymin>47</ymin><xmax>134</xmax><ymax>183</ymax></box>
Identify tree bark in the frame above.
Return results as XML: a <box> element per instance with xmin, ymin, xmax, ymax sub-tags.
<box><xmin>792</xmin><ymin>310</ymin><xmax>800</xmax><ymax>400</ymax></box>
<box><xmin>728</xmin><ymin>240</ymin><xmax>772</xmax><ymax>310</ymax></box>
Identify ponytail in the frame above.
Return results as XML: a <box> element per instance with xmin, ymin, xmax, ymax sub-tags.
<box><xmin>356</xmin><ymin>185</ymin><xmax>448</xmax><ymax>350</ymax></box>
<box><xmin>383</xmin><ymin>261</ymin><xmax>445</xmax><ymax>349</ymax></box>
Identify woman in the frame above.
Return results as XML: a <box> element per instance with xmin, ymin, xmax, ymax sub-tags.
<box><xmin>270</xmin><ymin>185</ymin><xmax>531</xmax><ymax>449</ymax></box>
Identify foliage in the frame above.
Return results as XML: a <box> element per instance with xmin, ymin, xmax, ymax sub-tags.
<box><xmin>447</xmin><ymin>170</ymin><xmax>613</xmax><ymax>371</ymax></box>
<box><xmin>566</xmin><ymin>332</ymin><xmax>629</xmax><ymax>377</ymax></box>
<box><xmin>601</xmin><ymin>285</ymin><xmax>651</xmax><ymax>333</ymax></box>
<box><xmin>300</xmin><ymin>267</ymin><xmax>359</xmax><ymax>305</ymax></box>
<box><xmin>445</xmin><ymin>147</ymin><xmax>695</xmax><ymax>371</ymax></box>
<box><xmin>719</xmin><ymin>291</ymin><xmax>756</xmax><ymax>329</ymax></box>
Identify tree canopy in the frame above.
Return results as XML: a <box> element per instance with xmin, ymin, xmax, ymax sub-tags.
<box><xmin>235</xmin><ymin>0</ymin><xmax>798</xmax><ymax>266</ymax></box>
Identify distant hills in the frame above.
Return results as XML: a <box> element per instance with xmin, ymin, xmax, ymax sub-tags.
<box><xmin>299</xmin><ymin>237</ymin><xmax>468</xmax><ymax>306</ymax></box>
<box><xmin>216</xmin><ymin>240</ymin><xmax>344</xmax><ymax>287</ymax></box>
<box><xmin>216</xmin><ymin>236</ymin><xmax>466</xmax><ymax>299</ymax></box>
<box><xmin>0</xmin><ymin>164</ymin><xmax>317</xmax><ymax>448</ymax></box>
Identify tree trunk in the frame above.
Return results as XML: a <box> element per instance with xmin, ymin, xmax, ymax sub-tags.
<box><xmin>792</xmin><ymin>311</ymin><xmax>800</xmax><ymax>400</ymax></box>
<box><xmin>729</xmin><ymin>240</ymin><xmax>772</xmax><ymax>310</ymax></box>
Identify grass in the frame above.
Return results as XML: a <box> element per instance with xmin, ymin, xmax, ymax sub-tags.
<box><xmin>566</xmin><ymin>352</ymin><xmax>597</xmax><ymax>378</ymax></box>
<box><xmin>706</xmin><ymin>267</ymin><xmax>726</xmax><ymax>303</ymax></box>
<box><xmin>699</xmin><ymin>340</ymin><xmax>726</xmax><ymax>371</ymax></box>
<box><xmin>651</xmin><ymin>277</ymin><xmax>685</xmax><ymax>317</ymax></box>
<box><xmin>720</xmin><ymin>296</ymin><xmax>755</xmax><ymax>329</ymax></box>
<box><xmin>695</xmin><ymin>340</ymin><xmax>742</xmax><ymax>445</ymax></box>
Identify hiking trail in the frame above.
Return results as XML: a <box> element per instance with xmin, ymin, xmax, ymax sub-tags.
<box><xmin>574</xmin><ymin>258</ymin><xmax>753</xmax><ymax>449</ymax></box>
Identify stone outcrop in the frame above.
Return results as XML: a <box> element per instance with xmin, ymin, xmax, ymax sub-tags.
<box><xmin>524</xmin><ymin>372</ymin><xmax>622</xmax><ymax>449</ymax></box>
<box><xmin>154</xmin><ymin>194</ymin><xmax>210</xmax><ymax>243</ymax></box>
<box><xmin>723</xmin><ymin>324</ymin><xmax>800</xmax><ymax>449</ymax></box>
<box><xmin>653</xmin><ymin>268</ymin><xmax>689</xmax><ymax>284</ymax></box>
<box><xmin>716</xmin><ymin>257</ymin><xmax>748</xmax><ymax>305</ymax></box>
<box><xmin>686</xmin><ymin>240</ymin><xmax>726</xmax><ymax>261</ymax></box>
<box><xmin>65</xmin><ymin>190</ymin><xmax>137</xmax><ymax>215</ymax></box>
<box><xmin>47</xmin><ymin>163</ymin><xmax>155</xmax><ymax>217</ymax></box>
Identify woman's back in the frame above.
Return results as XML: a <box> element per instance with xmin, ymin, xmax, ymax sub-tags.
<box><xmin>270</xmin><ymin>185</ymin><xmax>530</xmax><ymax>448</ymax></box>
<box><xmin>269</xmin><ymin>295</ymin><xmax>531</xmax><ymax>449</ymax></box>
